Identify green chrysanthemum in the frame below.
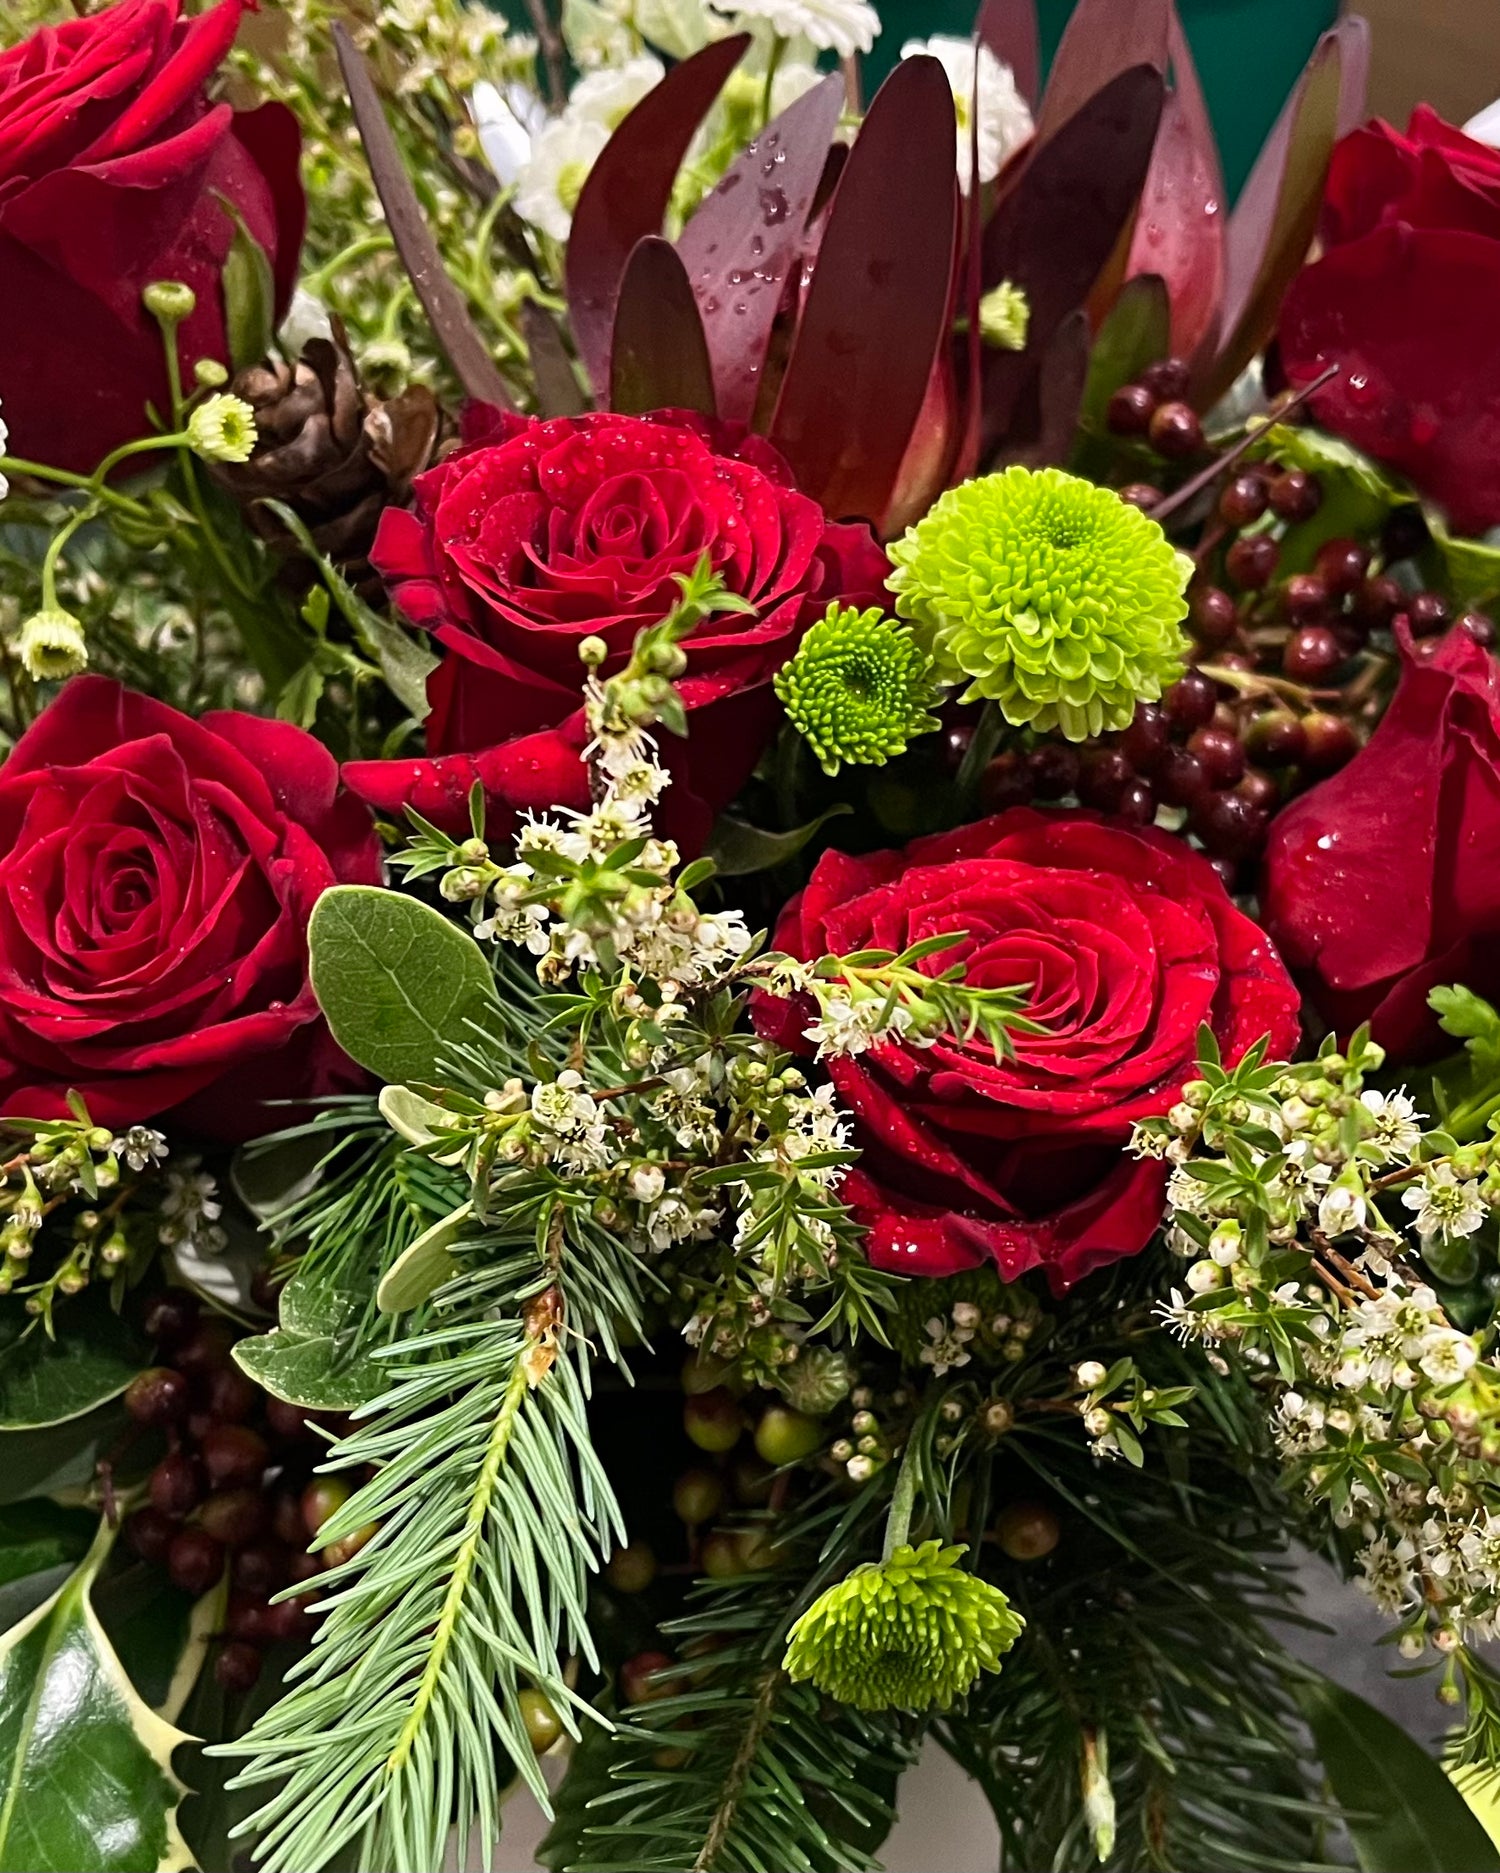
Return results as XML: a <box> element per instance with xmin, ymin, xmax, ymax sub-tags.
<box><xmin>18</xmin><ymin>608</ymin><xmax>88</xmax><ymax>682</ymax></box>
<box><xmin>888</xmin><ymin>466</ymin><xmax>1193</xmax><ymax>740</ymax></box>
<box><xmin>783</xmin><ymin>1539</ymin><xmax>1023</xmax><ymax>1712</ymax></box>
<box><xmin>774</xmin><ymin>604</ymin><xmax>941</xmax><ymax>776</ymax></box>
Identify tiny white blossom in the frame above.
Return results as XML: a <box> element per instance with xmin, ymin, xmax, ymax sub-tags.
<box><xmin>1403</xmin><ymin>1162</ymin><xmax>1488</xmax><ymax>1243</ymax></box>
<box><xmin>1418</xmin><ymin>1328</ymin><xmax>1479</xmax><ymax>1386</ymax></box>
<box><xmin>919</xmin><ymin>1314</ymin><xmax>973</xmax><ymax>1376</ymax></box>
<box><xmin>114</xmin><ymin>1126</ymin><xmax>168</xmax><ymax>1173</ymax></box>
<box><xmin>901</xmin><ymin>36</ymin><xmax>1032</xmax><ymax>190</ymax></box>
<box><xmin>1317</xmin><ymin>1179</ymin><xmax>1367</xmax><ymax>1238</ymax></box>
<box><xmin>1355</xmin><ymin>1535</ymin><xmax>1418</xmax><ymax>1615</ymax></box>
<box><xmin>1360</xmin><ymin>1087</ymin><xmax>1424</xmax><ymax>1160</ymax></box>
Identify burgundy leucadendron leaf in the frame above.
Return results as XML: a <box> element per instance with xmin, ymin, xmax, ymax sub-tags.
<box><xmin>1010</xmin><ymin>308</ymin><xmax>1091</xmax><ymax>469</ymax></box>
<box><xmin>610</xmin><ymin>237</ymin><xmax>716</xmax><ymax>417</ymax></box>
<box><xmin>333</xmin><ymin>25</ymin><xmax>512</xmax><ymax>409</ymax></box>
<box><xmin>1336</xmin><ymin>12</ymin><xmax>1371</xmax><ymax>135</ymax></box>
<box><xmin>1034</xmin><ymin>0</ymin><xmax>1168</xmax><ymax>142</ymax></box>
<box><xmin>1125</xmin><ymin>9</ymin><xmax>1225</xmax><ymax>367</ymax></box>
<box><xmin>980</xmin><ymin>65</ymin><xmax>1165</xmax><ymax>453</ymax></box>
<box><xmin>1196</xmin><ymin>21</ymin><xmax>1349</xmax><ymax>406</ymax></box>
<box><xmin>519</xmin><ymin>299</ymin><xmax>586</xmax><ymax>416</ymax></box>
<box><xmin>975</xmin><ymin>0</ymin><xmax>1040</xmax><ymax>110</ymax></box>
<box><xmin>675</xmin><ymin>74</ymin><xmax>844</xmax><ymax>427</ymax></box>
<box><xmin>565</xmin><ymin>34</ymin><xmax>750</xmax><ymax>399</ymax></box>
<box><xmin>768</xmin><ymin>57</ymin><xmax>958</xmax><ymax>530</ymax></box>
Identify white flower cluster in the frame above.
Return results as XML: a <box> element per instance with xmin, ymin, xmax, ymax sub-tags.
<box><xmin>803</xmin><ymin>992</ymin><xmax>911</xmax><ymax>1060</ymax></box>
<box><xmin>159</xmin><ymin>1162</ymin><xmax>227</xmax><ymax>1258</ymax></box>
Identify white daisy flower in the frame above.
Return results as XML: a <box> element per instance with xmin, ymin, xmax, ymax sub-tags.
<box><xmin>514</xmin><ymin>113</ymin><xmax>611</xmax><ymax>240</ymax></box>
<box><xmin>711</xmin><ymin>0</ymin><xmax>878</xmax><ymax>59</ymax></box>
<box><xmin>901</xmin><ymin>35</ymin><xmax>1032</xmax><ymax>190</ymax></box>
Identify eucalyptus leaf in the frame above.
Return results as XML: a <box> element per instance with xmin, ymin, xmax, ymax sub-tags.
<box><xmin>0</xmin><ymin>1519</ymin><xmax>193</xmax><ymax>1873</ymax></box>
<box><xmin>231</xmin><ymin>1128</ymin><xmax>331</xmax><ymax>1224</ymax></box>
<box><xmin>375</xmin><ymin>1200</ymin><xmax>470</xmax><ymax>1314</ymax></box>
<box><xmin>706</xmin><ymin>804</ymin><xmax>852</xmax><ymax>878</ymax></box>
<box><xmin>1299</xmin><ymin>1673</ymin><xmax>1500</xmax><ymax>1873</ymax></box>
<box><xmin>0</xmin><ymin>1288</ymin><xmax>148</xmax><ymax>1429</ymax></box>
<box><xmin>308</xmin><ymin>886</ymin><xmax>496</xmax><ymax>1086</ymax></box>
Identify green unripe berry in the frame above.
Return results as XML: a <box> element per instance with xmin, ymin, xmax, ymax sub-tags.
<box><xmin>754</xmin><ymin>1406</ymin><xmax>822</xmax><ymax>1467</ymax></box>
<box><xmin>605</xmin><ymin>1540</ymin><xmax>657</xmax><ymax>1594</ymax></box>
<box><xmin>684</xmin><ymin>1388</ymin><xmax>743</xmax><ymax>1454</ymax></box>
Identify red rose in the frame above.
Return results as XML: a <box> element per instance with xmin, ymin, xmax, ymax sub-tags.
<box><xmin>1263</xmin><ymin>626</ymin><xmax>1500</xmax><ymax>1060</ymax></box>
<box><xmin>0</xmin><ymin>676</ymin><xmax>381</xmax><ymax>1138</ymax></box>
<box><xmin>343</xmin><ymin>408</ymin><xmax>889</xmax><ymax>850</ymax></box>
<box><xmin>755</xmin><ymin>811</ymin><xmax>1299</xmax><ymax>1290</ymax></box>
<box><xmin>1280</xmin><ymin>108</ymin><xmax>1500</xmax><ymax>536</ymax></box>
<box><xmin>0</xmin><ymin>0</ymin><xmax>303</xmax><ymax>475</ymax></box>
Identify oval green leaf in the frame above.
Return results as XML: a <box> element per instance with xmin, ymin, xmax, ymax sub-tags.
<box><xmin>0</xmin><ymin>1289</ymin><xmax>148</xmax><ymax>1430</ymax></box>
<box><xmin>375</xmin><ymin>1201</ymin><xmax>471</xmax><ymax>1315</ymax></box>
<box><xmin>308</xmin><ymin>885</ymin><xmax>496</xmax><ymax>1086</ymax></box>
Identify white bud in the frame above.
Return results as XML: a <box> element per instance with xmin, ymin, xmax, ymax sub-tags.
<box><xmin>1208</xmin><ymin>1221</ymin><xmax>1242</xmax><ymax>1266</ymax></box>
<box><xmin>1075</xmin><ymin>1360</ymin><xmax>1107</xmax><ymax>1390</ymax></box>
<box><xmin>1186</xmin><ymin>1259</ymin><xmax>1225</xmax><ymax>1294</ymax></box>
<box><xmin>951</xmin><ymin>1300</ymin><xmax>981</xmax><ymax>1329</ymax></box>
<box><xmin>846</xmin><ymin>1454</ymin><xmax>875</xmax><ymax>1483</ymax></box>
<box><xmin>628</xmin><ymin>1163</ymin><xmax>665</xmax><ymax>1204</ymax></box>
<box><xmin>1168</xmin><ymin>1102</ymin><xmax>1197</xmax><ymax>1133</ymax></box>
<box><xmin>1084</xmin><ymin>1407</ymin><xmax>1112</xmax><ymax>1437</ymax></box>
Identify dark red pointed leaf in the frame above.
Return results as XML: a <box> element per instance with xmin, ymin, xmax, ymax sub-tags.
<box><xmin>565</xmin><ymin>34</ymin><xmax>750</xmax><ymax>399</ymax></box>
<box><xmin>1197</xmin><ymin>23</ymin><xmax>1345</xmax><ymax>405</ymax></box>
<box><xmin>519</xmin><ymin>298</ymin><xmax>586</xmax><ymax>416</ymax></box>
<box><xmin>1336</xmin><ymin>11</ymin><xmax>1370</xmax><ymax>134</ymax></box>
<box><xmin>675</xmin><ymin>74</ymin><xmax>844</xmax><ymax>426</ymax></box>
<box><xmin>333</xmin><ymin>25</ymin><xmax>512</xmax><ymax>409</ymax></box>
<box><xmin>975</xmin><ymin>0</ymin><xmax>1039</xmax><ymax>108</ymax></box>
<box><xmin>1006</xmin><ymin>308</ymin><xmax>1090</xmax><ymax>468</ymax></box>
<box><xmin>1125</xmin><ymin>11</ymin><xmax>1224</xmax><ymax>366</ymax></box>
<box><xmin>610</xmin><ymin>237</ymin><xmax>716</xmax><ymax>417</ymax></box>
<box><xmin>1036</xmin><ymin>0</ymin><xmax>1168</xmax><ymax>140</ymax></box>
<box><xmin>980</xmin><ymin>65</ymin><xmax>1165</xmax><ymax>453</ymax></box>
<box><xmin>768</xmin><ymin>56</ymin><xmax>958</xmax><ymax>528</ymax></box>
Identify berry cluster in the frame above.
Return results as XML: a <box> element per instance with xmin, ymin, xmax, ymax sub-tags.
<box><xmin>1104</xmin><ymin>357</ymin><xmax>1206</xmax><ymax>461</ymax></box>
<box><xmin>121</xmin><ymin>1290</ymin><xmax>364</xmax><ymax>1692</ymax></box>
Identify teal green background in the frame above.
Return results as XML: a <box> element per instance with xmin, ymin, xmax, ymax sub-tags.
<box><xmin>867</xmin><ymin>0</ymin><xmax>1341</xmax><ymax>199</ymax></box>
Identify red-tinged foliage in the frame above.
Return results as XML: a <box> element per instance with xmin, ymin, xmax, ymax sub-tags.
<box><xmin>975</xmin><ymin>0</ymin><xmax>1040</xmax><ymax>109</ymax></box>
<box><xmin>565</xmin><ymin>34</ymin><xmax>750</xmax><ymax>396</ymax></box>
<box><xmin>767</xmin><ymin>56</ymin><xmax>959</xmax><ymax>530</ymax></box>
<box><xmin>610</xmin><ymin>236</ymin><xmax>716</xmax><ymax>416</ymax></box>
<box><xmin>1034</xmin><ymin>0</ymin><xmax>1168</xmax><ymax>142</ymax></box>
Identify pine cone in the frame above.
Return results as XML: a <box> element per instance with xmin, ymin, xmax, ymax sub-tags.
<box><xmin>212</xmin><ymin>323</ymin><xmax>440</xmax><ymax>598</ymax></box>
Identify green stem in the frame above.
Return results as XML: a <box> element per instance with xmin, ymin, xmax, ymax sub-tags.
<box><xmin>302</xmin><ymin>232</ymin><xmax>395</xmax><ymax>300</ymax></box>
<box><xmin>0</xmin><ymin>457</ymin><xmax>153</xmax><ymax>523</ymax></box>
<box><xmin>881</xmin><ymin>1441</ymin><xmax>918</xmax><ymax>1562</ymax></box>
<box><xmin>384</xmin><ymin>1336</ymin><xmax>532</xmax><ymax>1776</ymax></box>
<box><xmin>89</xmin><ymin>430</ymin><xmax>192</xmax><ymax>483</ymax></box>
<box><xmin>39</xmin><ymin>503</ymin><xmax>101</xmax><ymax>614</ymax></box>
<box><xmin>760</xmin><ymin>36</ymin><xmax>785</xmax><ymax>129</ymax></box>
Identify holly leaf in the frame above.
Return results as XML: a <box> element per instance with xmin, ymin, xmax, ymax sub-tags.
<box><xmin>307</xmin><ymin>885</ymin><xmax>496</xmax><ymax>1086</ymax></box>
<box><xmin>1299</xmin><ymin>1674</ymin><xmax>1500</xmax><ymax>1873</ymax></box>
<box><xmin>0</xmin><ymin>1287</ymin><xmax>148</xmax><ymax>1430</ymax></box>
<box><xmin>0</xmin><ymin>1519</ymin><xmax>193</xmax><ymax>1873</ymax></box>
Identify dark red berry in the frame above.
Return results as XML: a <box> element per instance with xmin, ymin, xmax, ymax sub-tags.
<box><xmin>265</xmin><ymin>1398</ymin><xmax>316</xmax><ymax>1443</ymax></box>
<box><xmin>1117</xmin><ymin>483</ymin><xmax>1159</xmax><ymax>511</ymax></box>
<box><xmin>1281</xmin><ymin>573</ymin><xmax>1330</xmax><ymax>625</ymax></box>
<box><xmin>1078</xmin><ymin>749</ymin><xmax>1133</xmax><ymax>811</ymax></box>
<box><xmin>1188</xmin><ymin>585</ymin><xmax>1238</xmax><ymax>647</ymax></box>
<box><xmin>248</xmin><ymin>1265</ymin><xmax>284</xmax><ymax>1314</ymax></box>
<box><xmin>978</xmin><ymin>751</ymin><xmax>1033</xmax><ymax>814</ymax></box>
<box><xmin>201</xmin><ymin>1424</ymin><xmax>270</xmax><ymax>1491</ymax></box>
<box><xmin>1148</xmin><ymin>400</ymin><xmax>1203</xmax><ymax>459</ymax></box>
<box><xmin>1121</xmin><ymin>701</ymin><xmax>1170</xmax><ymax>773</ymax></box>
<box><xmin>126</xmin><ymin>1508</ymin><xmax>177</xmax><ymax>1564</ymax></box>
<box><xmin>1313</xmin><ymin>537</ymin><xmax>1370</xmax><ymax>596</ymax></box>
<box><xmin>149</xmin><ymin>1451</ymin><xmax>205</xmax><ymax>1519</ymax></box>
<box><xmin>620</xmin><ymin>1650</ymin><xmax>675</xmax><ymax>1707</ymax></box>
<box><xmin>1236</xmin><ymin>769</ymin><xmax>1279</xmax><ymax>813</ymax></box>
<box><xmin>1225</xmin><ymin>533</ymin><xmax>1279</xmax><ymax>590</ymax></box>
<box><xmin>167</xmin><ymin>1526</ymin><xmax>224</xmax><ymax>1596</ymax></box>
<box><xmin>1381</xmin><ymin>506</ymin><xmax>1428</xmax><ymax>560</ymax></box>
<box><xmin>262</xmin><ymin>1592</ymin><xmax>316</xmax><ymax>1644</ymax></box>
<box><xmin>1300</xmin><ymin>712</ymin><xmax>1358</xmax><ymax>775</ymax></box>
<box><xmin>176</xmin><ymin>1320</ymin><xmax>238</xmax><ymax>1375</ymax></box>
<box><xmin>1114</xmin><ymin>779</ymin><xmax>1157</xmax><ymax>826</ymax></box>
<box><xmin>1191</xmin><ymin>790</ymin><xmax>1268</xmax><ymax>861</ymax></box>
<box><xmin>1156</xmin><ymin>746</ymin><xmax>1209</xmax><ymax>808</ymax></box>
<box><xmin>1268</xmin><ymin>468</ymin><xmax>1322</xmax><ymax>523</ymax></box>
<box><xmin>1140</xmin><ymin>357</ymin><xmax>1190</xmax><ymax>399</ymax></box>
<box><xmin>225</xmin><ymin>1593</ymin><xmax>273</xmax><ymax>1643</ymax></box>
<box><xmin>141</xmin><ymin>1290</ymin><xmax>198</xmax><ymax>1348</ymax></box>
<box><xmin>271</xmin><ymin>1492</ymin><xmax>307</xmax><ymax>1548</ymax></box>
<box><xmin>1350</xmin><ymin>574</ymin><xmax>1403</xmax><ymax>631</ymax></box>
<box><xmin>204</xmin><ymin>1365</ymin><xmax>258</xmax><ymax>1425</ymax></box>
<box><xmin>287</xmin><ymin>1547</ymin><xmax>324</xmax><ymax>1584</ymax></box>
<box><xmin>1106</xmin><ymin>383</ymin><xmax>1156</xmax><ymax>436</ymax></box>
<box><xmin>1186</xmin><ymin>726</ymin><xmax>1246</xmax><ymax>788</ymax></box>
<box><xmin>1245</xmin><ymin>709</ymin><xmax>1307</xmax><ymax>768</ymax></box>
<box><xmin>1460</xmin><ymin>611</ymin><xmax>1496</xmax><ymax>648</ymax></box>
<box><xmin>1283</xmin><ymin>624</ymin><xmax>1342</xmax><ymax>683</ymax></box>
<box><xmin>1027</xmin><ymin>742</ymin><xmax>1080</xmax><ymax>800</ymax></box>
<box><xmin>1217</xmin><ymin>471</ymin><xmax>1269</xmax><ymax>528</ymax></box>
<box><xmin>1164</xmin><ymin>670</ymin><xmax>1217</xmax><ymax>732</ymax></box>
<box><xmin>232</xmin><ymin>1541</ymin><xmax>289</xmax><ymax>1597</ymax></box>
<box><xmin>1208</xmin><ymin>854</ymin><xmax>1239</xmax><ymax>890</ymax></box>
<box><xmin>1408</xmin><ymin>591</ymin><xmax>1450</xmax><ymax>636</ymax></box>
<box><xmin>214</xmin><ymin>1640</ymin><xmax>263</xmax><ymax>1692</ymax></box>
<box><xmin>124</xmin><ymin>1366</ymin><xmax>190</xmax><ymax>1428</ymax></box>
<box><xmin>199</xmin><ymin>1488</ymin><xmax>268</xmax><ymax>1548</ymax></box>
<box><xmin>300</xmin><ymin>1475</ymin><xmax>352</xmax><ymax>1541</ymax></box>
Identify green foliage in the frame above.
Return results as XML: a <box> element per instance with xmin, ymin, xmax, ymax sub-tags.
<box><xmin>307</xmin><ymin>886</ymin><xmax>496</xmax><ymax>1085</ymax></box>
<box><xmin>232</xmin><ymin>1260</ymin><xmax>386</xmax><ymax>1411</ymax></box>
<box><xmin>0</xmin><ymin>1518</ymin><xmax>193</xmax><ymax>1873</ymax></box>
<box><xmin>0</xmin><ymin>1286</ymin><xmax>148</xmax><ymax>1429</ymax></box>
<box><xmin>1299</xmin><ymin>1674</ymin><xmax>1500</xmax><ymax>1873</ymax></box>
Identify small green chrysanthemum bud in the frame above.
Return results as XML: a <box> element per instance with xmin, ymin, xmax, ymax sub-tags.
<box><xmin>977</xmin><ymin>280</ymin><xmax>1030</xmax><ymax>351</ymax></box>
<box><xmin>782</xmin><ymin>1539</ymin><xmax>1023</xmax><ymax>1712</ymax></box>
<box><xmin>778</xmin><ymin>1345</ymin><xmax>852</xmax><ymax>1417</ymax></box>
<box><xmin>142</xmin><ymin>281</ymin><xmax>196</xmax><ymax>324</ymax></box>
<box><xmin>18</xmin><ymin>608</ymin><xmax>88</xmax><ymax>682</ymax></box>
<box><xmin>193</xmin><ymin>358</ymin><xmax>230</xmax><ymax>388</ymax></box>
<box><xmin>774</xmin><ymin>604</ymin><xmax>941</xmax><ymax>777</ymax></box>
<box><xmin>186</xmin><ymin>394</ymin><xmax>257</xmax><ymax>465</ymax></box>
<box><xmin>888</xmin><ymin>466</ymin><xmax>1192</xmax><ymax>741</ymax></box>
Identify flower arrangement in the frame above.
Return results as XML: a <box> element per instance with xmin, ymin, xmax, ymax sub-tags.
<box><xmin>5</xmin><ymin>2</ymin><xmax>1500</xmax><ymax>1870</ymax></box>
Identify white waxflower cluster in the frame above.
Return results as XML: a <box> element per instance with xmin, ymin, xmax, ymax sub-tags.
<box><xmin>159</xmin><ymin>1163</ymin><xmax>228</xmax><ymax>1259</ymax></box>
<box><xmin>803</xmin><ymin>993</ymin><xmax>912</xmax><ymax>1060</ymax></box>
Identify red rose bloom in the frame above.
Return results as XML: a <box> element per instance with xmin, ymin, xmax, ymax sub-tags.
<box><xmin>343</xmin><ymin>408</ymin><xmax>889</xmax><ymax>850</ymax></box>
<box><xmin>0</xmin><ymin>0</ymin><xmax>303</xmax><ymax>475</ymax></box>
<box><xmin>1263</xmin><ymin>626</ymin><xmax>1500</xmax><ymax>1061</ymax></box>
<box><xmin>0</xmin><ymin>677</ymin><xmax>381</xmax><ymax>1138</ymax></box>
<box><xmin>1280</xmin><ymin>107</ymin><xmax>1500</xmax><ymax>536</ymax></box>
<box><xmin>755</xmin><ymin>811</ymin><xmax>1299</xmax><ymax>1290</ymax></box>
